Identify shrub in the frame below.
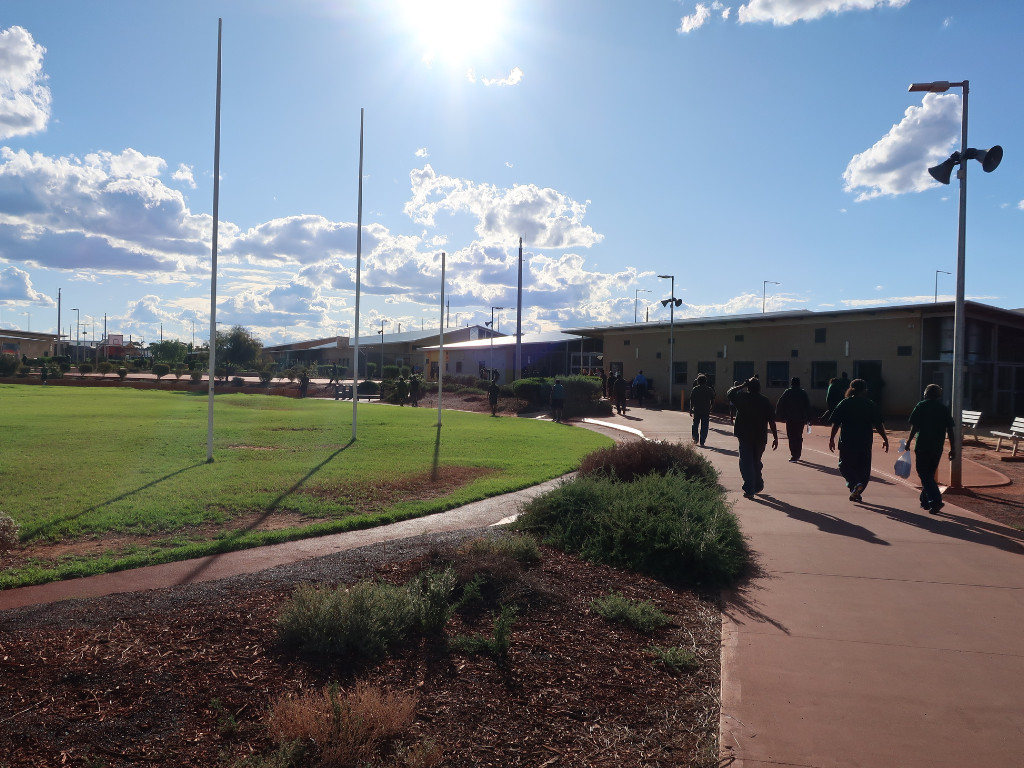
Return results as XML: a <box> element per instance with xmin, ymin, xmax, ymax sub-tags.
<box><xmin>452</xmin><ymin>538</ymin><xmax>551</xmax><ymax>610</ymax></box>
<box><xmin>97</xmin><ymin>361</ymin><xmax>113</xmax><ymax>376</ymax></box>
<box><xmin>400</xmin><ymin>365</ymin><xmax>411</xmax><ymax>378</ymax></box>
<box><xmin>152</xmin><ymin>363</ymin><xmax>170</xmax><ymax>379</ymax></box>
<box><xmin>284</xmin><ymin>368</ymin><xmax>297</xmax><ymax>382</ymax></box>
<box><xmin>366</xmin><ymin>362</ymin><xmax>377</xmax><ymax>379</ymax></box>
<box><xmin>382</xmin><ymin>364</ymin><xmax>400</xmax><ymax>380</ymax></box>
<box><xmin>451</xmin><ymin>605</ymin><xmax>517</xmax><ymax>665</ymax></box>
<box><xmin>215</xmin><ymin>367</ymin><xmax>227</xmax><ymax>381</ymax></box>
<box><xmin>357</xmin><ymin>380</ymin><xmax>380</xmax><ymax>395</ymax></box>
<box><xmin>117</xmin><ymin>367</ymin><xmax>128</xmax><ymax>380</ymax></box>
<box><xmin>174</xmin><ymin>364</ymin><xmax>186</xmax><ymax>380</ymax></box>
<box><xmin>458</xmin><ymin>387</ymin><xmax>486</xmax><ymax>396</ymax></box>
<box><xmin>190</xmin><ymin>370</ymin><xmax>202</xmax><ymax>382</ymax></box>
<box><xmin>59</xmin><ymin>361</ymin><xmax>71</xmax><ymax>373</ymax></box>
<box><xmin>474</xmin><ymin>378</ymin><xmax>491</xmax><ymax>390</ymax></box>
<box><xmin>647</xmin><ymin>645</ymin><xmax>697</xmax><ymax>673</ymax></box>
<box><xmin>590</xmin><ymin>592</ymin><xmax>670</xmax><ymax>633</ymax></box>
<box><xmin>258</xmin><ymin>370</ymin><xmax>274</xmax><ymax>385</ymax></box>
<box><xmin>443</xmin><ymin>373</ymin><xmax>479</xmax><ymax>388</ymax></box>
<box><xmin>267</xmin><ymin>683</ymin><xmax>417</xmax><ymax>767</ymax></box>
<box><xmin>231</xmin><ymin>376</ymin><xmax>246</xmax><ymax>387</ymax></box>
<box><xmin>498</xmin><ymin>384</ymin><xmax>515</xmax><ymax>397</ymax></box>
<box><xmin>497</xmin><ymin>396</ymin><xmax>529</xmax><ymax>413</ymax></box>
<box><xmin>412</xmin><ymin>568</ymin><xmax>458</xmax><ymax>634</ymax></box>
<box><xmin>78</xmin><ymin>363</ymin><xmax>93</xmax><ymax>375</ymax></box>
<box><xmin>0</xmin><ymin>513</ymin><xmax>19</xmax><ymax>553</ymax></box>
<box><xmin>578</xmin><ymin>439</ymin><xmax>719</xmax><ymax>487</ymax></box>
<box><xmin>515</xmin><ymin>472</ymin><xmax>746</xmax><ymax>586</ymax></box>
<box><xmin>277</xmin><ymin>580</ymin><xmax>419</xmax><ymax>658</ymax></box>
<box><xmin>463</xmin><ymin>533</ymin><xmax>541</xmax><ymax>565</ymax></box>
<box><xmin>17</xmin><ymin>365</ymin><xmax>30</xmax><ymax>377</ymax></box>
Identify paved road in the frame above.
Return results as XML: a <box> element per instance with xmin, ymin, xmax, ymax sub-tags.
<box><xmin>588</xmin><ymin>408</ymin><xmax>1024</xmax><ymax>768</ymax></box>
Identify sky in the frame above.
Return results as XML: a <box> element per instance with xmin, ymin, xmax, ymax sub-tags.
<box><xmin>0</xmin><ymin>0</ymin><xmax>1021</xmax><ymax>346</ymax></box>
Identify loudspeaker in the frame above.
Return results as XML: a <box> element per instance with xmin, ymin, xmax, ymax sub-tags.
<box><xmin>928</xmin><ymin>154</ymin><xmax>959</xmax><ymax>185</ymax></box>
<box><xmin>981</xmin><ymin>145</ymin><xmax>1003</xmax><ymax>173</ymax></box>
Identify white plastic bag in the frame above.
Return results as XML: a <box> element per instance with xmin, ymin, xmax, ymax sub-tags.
<box><xmin>894</xmin><ymin>439</ymin><xmax>911</xmax><ymax>479</ymax></box>
<box><xmin>805</xmin><ymin>423</ymin><xmax>813</xmax><ymax>435</ymax></box>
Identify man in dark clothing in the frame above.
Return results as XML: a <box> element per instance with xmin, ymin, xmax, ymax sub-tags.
<box><xmin>908</xmin><ymin>384</ymin><xmax>956</xmax><ymax>514</ymax></box>
<box><xmin>299</xmin><ymin>370</ymin><xmax>310</xmax><ymax>399</ymax></box>
<box><xmin>488</xmin><ymin>380</ymin><xmax>501</xmax><ymax>417</ymax></box>
<box><xmin>775</xmin><ymin>376</ymin><xmax>812</xmax><ymax>461</ymax></box>
<box><xmin>328</xmin><ymin>362</ymin><xmax>340</xmax><ymax>386</ymax></box>
<box><xmin>727</xmin><ymin>378</ymin><xmax>779</xmax><ymax>498</ymax></box>
<box><xmin>825</xmin><ymin>372</ymin><xmax>850</xmax><ymax>419</ymax></box>
<box><xmin>829</xmin><ymin>378</ymin><xmax>888</xmax><ymax>502</ymax></box>
<box><xmin>600</xmin><ymin>369</ymin><xmax>608</xmax><ymax>398</ymax></box>
<box><xmin>410</xmin><ymin>375</ymin><xmax>421</xmax><ymax>406</ymax></box>
<box><xmin>689</xmin><ymin>373</ymin><xmax>716</xmax><ymax>447</ymax></box>
<box><xmin>613</xmin><ymin>373</ymin><xmax>628</xmax><ymax>415</ymax></box>
<box><xmin>632</xmin><ymin>370</ymin><xmax>648</xmax><ymax>408</ymax></box>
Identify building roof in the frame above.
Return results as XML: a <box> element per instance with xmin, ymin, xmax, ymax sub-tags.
<box><xmin>419</xmin><ymin>330</ymin><xmax>580</xmax><ymax>351</ymax></box>
<box><xmin>265</xmin><ymin>325</ymin><xmax>504</xmax><ymax>352</ymax></box>
<box><xmin>0</xmin><ymin>329</ymin><xmax>59</xmax><ymax>341</ymax></box>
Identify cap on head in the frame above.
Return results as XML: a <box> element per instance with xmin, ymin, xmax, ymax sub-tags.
<box><xmin>791</xmin><ymin>376</ymin><xmax>800</xmax><ymax>387</ymax></box>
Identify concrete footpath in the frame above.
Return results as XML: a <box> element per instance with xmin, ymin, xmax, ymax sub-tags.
<box><xmin>594</xmin><ymin>408</ymin><xmax>1024</xmax><ymax>768</ymax></box>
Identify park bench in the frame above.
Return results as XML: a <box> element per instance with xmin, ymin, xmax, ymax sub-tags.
<box><xmin>991</xmin><ymin>416</ymin><xmax>1024</xmax><ymax>456</ymax></box>
<box><xmin>962</xmin><ymin>409</ymin><xmax>982</xmax><ymax>443</ymax></box>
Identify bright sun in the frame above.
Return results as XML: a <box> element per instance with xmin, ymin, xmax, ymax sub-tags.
<box><xmin>400</xmin><ymin>0</ymin><xmax>505</xmax><ymax>64</ymax></box>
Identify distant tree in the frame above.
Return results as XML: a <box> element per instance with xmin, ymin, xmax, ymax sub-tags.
<box><xmin>216</xmin><ymin>326</ymin><xmax>263</xmax><ymax>369</ymax></box>
<box><xmin>149</xmin><ymin>340</ymin><xmax>188</xmax><ymax>365</ymax></box>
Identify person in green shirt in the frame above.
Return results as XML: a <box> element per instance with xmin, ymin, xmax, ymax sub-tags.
<box><xmin>829</xmin><ymin>378</ymin><xmax>889</xmax><ymax>502</ymax></box>
<box><xmin>550</xmin><ymin>379</ymin><xmax>565</xmax><ymax>423</ymax></box>
<box><xmin>907</xmin><ymin>384</ymin><xmax>956</xmax><ymax>514</ymax></box>
<box><xmin>488</xmin><ymin>380</ymin><xmax>500</xmax><ymax>417</ymax></box>
<box><xmin>825</xmin><ymin>371</ymin><xmax>850</xmax><ymax>419</ymax></box>
<box><xmin>727</xmin><ymin>377</ymin><xmax>779</xmax><ymax>498</ymax></box>
<box><xmin>689</xmin><ymin>373</ymin><xmax>716</xmax><ymax>447</ymax></box>
<box><xmin>775</xmin><ymin>376</ymin><xmax>812</xmax><ymax>462</ymax></box>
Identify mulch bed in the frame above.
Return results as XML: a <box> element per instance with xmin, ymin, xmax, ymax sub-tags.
<box><xmin>0</xmin><ymin>537</ymin><xmax>720</xmax><ymax>767</ymax></box>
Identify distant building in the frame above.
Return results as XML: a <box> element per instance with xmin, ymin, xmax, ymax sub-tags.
<box><xmin>566</xmin><ymin>301</ymin><xmax>1024</xmax><ymax>418</ymax></box>
<box><xmin>0</xmin><ymin>330</ymin><xmax>59</xmax><ymax>359</ymax></box>
<box><xmin>263</xmin><ymin>325</ymin><xmax>501</xmax><ymax>377</ymax></box>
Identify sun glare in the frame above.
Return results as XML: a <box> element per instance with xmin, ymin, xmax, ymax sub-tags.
<box><xmin>401</xmin><ymin>0</ymin><xmax>505</xmax><ymax>64</ymax></box>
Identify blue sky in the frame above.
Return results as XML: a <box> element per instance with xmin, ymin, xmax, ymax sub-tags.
<box><xmin>0</xmin><ymin>0</ymin><xmax>1021</xmax><ymax>345</ymax></box>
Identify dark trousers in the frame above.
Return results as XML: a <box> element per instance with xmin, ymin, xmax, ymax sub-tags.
<box><xmin>916</xmin><ymin>450</ymin><xmax>943</xmax><ymax>508</ymax></box>
<box><xmin>738</xmin><ymin>440</ymin><xmax>766</xmax><ymax>495</ymax></box>
<box><xmin>635</xmin><ymin>384</ymin><xmax>646</xmax><ymax>407</ymax></box>
<box><xmin>692</xmin><ymin>412</ymin><xmax>710</xmax><ymax>444</ymax></box>
<box><xmin>616</xmin><ymin>393</ymin><xmax>626</xmax><ymax>414</ymax></box>
<box><xmin>838</xmin><ymin>446</ymin><xmax>872</xmax><ymax>490</ymax></box>
<box><xmin>786</xmin><ymin>421</ymin><xmax>805</xmax><ymax>459</ymax></box>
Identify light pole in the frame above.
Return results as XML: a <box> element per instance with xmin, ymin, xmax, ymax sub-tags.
<box><xmin>487</xmin><ymin>306</ymin><xmax>504</xmax><ymax>382</ymax></box>
<box><xmin>377</xmin><ymin>320</ymin><xmax>386</xmax><ymax>379</ymax></box>
<box><xmin>634</xmin><ymin>289</ymin><xmax>651</xmax><ymax>323</ymax></box>
<box><xmin>72</xmin><ymin>308</ymin><xmax>80</xmax><ymax>363</ymax></box>
<box><xmin>658</xmin><ymin>275</ymin><xmax>682</xmax><ymax>410</ymax></box>
<box><xmin>934</xmin><ymin>270</ymin><xmax>951</xmax><ymax>303</ymax></box>
<box><xmin>763</xmin><ymin>281</ymin><xmax>780</xmax><ymax>314</ymax></box>
<box><xmin>911</xmin><ymin>79</ymin><xmax>1003</xmax><ymax>489</ymax></box>
<box><xmin>22</xmin><ymin>311</ymin><xmax>29</xmax><ymax>332</ymax></box>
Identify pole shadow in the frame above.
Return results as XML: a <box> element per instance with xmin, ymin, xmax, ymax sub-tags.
<box><xmin>431</xmin><ymin>423</ymin><xmax>442</xmax><ymax>482</ymax></box>
<box><xmin>721</xmin><ymin>551</ymin><xmax>790</xmax><ymax>635</ymax></box>
<box><xmin>704</xmin><ymin>445</ymin><xmax>739</xmax><ymax>457</ymax></box>
<box><xmin>753</xmin><ymin>494</ymin><xmax>890</xmax><ymax>546</ymax></box>
<box><xmin>855</xmin><ymin>501</ymin><xmax>1024</xmax><ymax>556</ymax></box>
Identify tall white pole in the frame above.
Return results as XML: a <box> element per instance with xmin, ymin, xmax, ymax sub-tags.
<box><xmin>515</xmin><ymin>237</ymin><xmax>523</xmax><ymax>380</ymax></box>
<box><xmin>351</xmin><ymin>108</ymin><xmax>364</xmax><ymax>442</ymax></box>
<box><xmin>669</xmin><ymin>276</ymin><xmax>675</xmax><ymax>410</ymax></box>
<box><xmin>950</xmin><ymin>82</ymin><xmax>969</xmax><ymax>489</ymax></box>
<box><xmin>206</xmin><ymin>18</ymin><xmax>222</xmax><ymax>464</ymax></box>
<box><xmin>437</xmin><ymin>252</ymin><xmax>446</xmax><ymax>426</ymax></box>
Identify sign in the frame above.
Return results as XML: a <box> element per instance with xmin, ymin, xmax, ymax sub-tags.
<box><xmin>108</xmin><ymin>334</ymin><xmax>124</xmax><ymax>346</ymax></box>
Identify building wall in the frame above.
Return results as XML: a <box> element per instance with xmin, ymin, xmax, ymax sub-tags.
<box><xmin>1</xmin><ymin>334</ymin><xmax>57</xmax><ymax>358</ymax></box>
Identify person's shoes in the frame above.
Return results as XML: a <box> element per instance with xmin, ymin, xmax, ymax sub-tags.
<box><xmin>849</xmin><ymin>483</ymin><xmax>864</xmax><ymax>502</ymax></box>
<box><xmin>742</xmin><ymin>492</ymin><xmax>754</xmax><ymax>499</ymax></box>
<box><xmin>788</xmin><ymin>456</ymin><xmax>798</xmax><ymax>462</ymax></box>
<box><xmin>699</xmin><ymin>442</ymin><xmax>706</xmax><ymax>448</ymax></box>
<box><xmin>929</xmin><ymin>501</ymin><xmax>944</xmax><ymax>515</ymax></box>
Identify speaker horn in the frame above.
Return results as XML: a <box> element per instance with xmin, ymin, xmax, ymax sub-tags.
<box><xmin>981</xmin><ymin>145</ymin><xmax>1003</xmax><ymax>173</ymax></box>
<box><xmin>928</xmin><ymin>153</ymin><xmax>960</xmax><ymax>185</ymax></box>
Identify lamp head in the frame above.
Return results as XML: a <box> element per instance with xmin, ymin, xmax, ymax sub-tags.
<box><xmin>909</xmin><ymin>81</ymin><xmax>950</xmax><ymax>93</ymax></box>
<box><xmin>927</xmin><ymin>152</ymin><xmax>960</xmax><ymax>185</ymax></box>
<box><xmin>657</xmin><ymin>274</ymin><xmax>673</xmax><ymax>279</ymax></box>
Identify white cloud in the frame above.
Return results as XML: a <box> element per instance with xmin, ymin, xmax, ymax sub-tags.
<box><xmin>737</xmin><ymin>0</ymin><xmax>910</xmax><ymax>25</ymax></box>
<box><xmin>481</xmin><ymin>67</ymin><xmax>523</xmax><ymax>87</ymax></box>
<box><xmin>1017</xmin><ymin>200</ymin><xmax>1024</xmax><ymax>211</ymax></box>
<box><xmin>171</xmin><ymin>163</ymin><xmax>196</xmax><ymax>188</ymax></box>
<box><xmin>505</xmin><ymin>161</ymin><xmax>513</xmax><ymax>168</ymax></box>
<box><xmin>678</xmin><ymin>4</ymin><xmax>712</xmax><ymax>33</ymax></box>
<box><xmin>415</xmin><ymin>147</ymin><xmax>429</xmax><ymax>157</ymax></box>
<box><xmin>404</xmin><ymin>164</ymin><xmax>603</xmax><ymax>249</ymax></box>
<box><xmin>942</xmin><ymin>16</ymin><xmax>952</xmax><ymax>27</ymax></box>
<box><xmin>0</xmin><ymin>264</ymin><xmax>53</xmax><ymax>305</ymax></box>
<box><xmin>466</xmin><ymin>68</ymin><xmax>475</xmax><ymax>83</ymax></box>
<box><xmin>843</xmin><ymin>93</ymin><xmax>961</xmax><ymax>202</ymax></box>
<box><xmin>0</xmin><ymin>25</ymin><xmax>51</xmax><ymax>140</ymax></box>
<box><xmin>678</xmin><ymin>292</ymin><xmax>805</xmax><ymax>316</ymax></box>
<box><xmin>721</xmin><ymin>6</ymin><xmax>733</xmax><ymax>18</ymax></box>
<box><xmin>840</xmin><ymin>293</ymin><xmax>996</xmax><ymax>308</ymax></box>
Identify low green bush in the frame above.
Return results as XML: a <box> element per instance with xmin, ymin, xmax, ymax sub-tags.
<box><xmin>357</xmin><ymin>380</ymin><xmax>380</xmax><ymax>395</ymax></box>
<box><xmin>458</xmin><ymin>387</ymin><xmax>487</xmax><ymax>396</ymax></box>
<box><xmin>366</xmin><ymin>362</ymin><xmax>377</xmax><ymax>378</ymax></box>
<box><xmin>579</xmin><ymin>440</ymin><xmax>719</xmax><ymax>487</ymax></box>
<box><xmin>590</xmin><ymin>592</ymin><xmax>670</xmax><ymax>633</ymax></box>
<box><xmin>475</xmin><ymin>378</ymin><xmax>491</xmax><ymax>390</ymax></box>
<box><xmin>59</xmin><ymin>361</ymin><xmax>71</xmax><ymax>373</ymax></box>
<box><xmin>78</xmin><ymin>363</ymin><xmax>93</xmax><ymax>374</ymax></box>
<box><xmin>152</xmin><ymin>363</ymin><xmax>170</xmax><ymax>379</ymax></box>
<box><xmin>463</xmin><ymin>533</ymin><xmax>542</xmax><ymax>565</ymax></box>
<box><xmin>189</xmin><ymin>370</ymin><xmax>202</xmax><ymax>382</ymax></box>
<box><xmin>258</xmin><ymin>370</ymin><xmax>274</xmax><ymax>385</ymax></box>
<box><xmin>382</xmin><ymin>365</ymin><xmax>400</xmax><ymax>379</ymax></box>
<box><xmin>231</xmin><ymin>376</ymin><xmax>246</xmax><ymax>387</ymax></box>
<box><xmin>17</xmin><ymin>365</ymin><xmax>30</xmax><ymax>377</ymax></box>
<box><xmin>412</xmin><ymin>568</ymin><xmax>458</xmax><ymax>634</ymax></box>
<box><xmin>97</xmin><ymin>361</ymin><xmax>113</xmax><ymax>376</ymax></box>
<box><xmin>647</xmin><ymin>645</ymin><xmax>697</xmax><ymax>672</ymax></box>
<box><xmin>515</xmin><ymin>472</ymin><xmax>745</xmax><ymax>586</ymax></box>
<box><xmin>450</xmin><ymin>605</ymin><xmax>517</xmax><ymax>665</ymax></box>
<box><xmin>117</xmin><ymin>368</ymin><xmax>128</xmax><ymax>380</ymax></box>
<box><xmin>400</xmin><ymin>366</ymin><xmax>411</xmax><ymax>378</ymax></box>
<box><xmin>215</xmin><ymin>367</ymin><xmax>227</xmax><ymax>381</ymax></box>
<box><xmin>443</xmin><ymin>373</ymin><xmax>479</xmax><ymax>388</ymax></box>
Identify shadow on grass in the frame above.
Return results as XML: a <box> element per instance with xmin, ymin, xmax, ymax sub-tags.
<box><xmin>19</xmin><ymin>463</ymin><xmax>205</xmax><ymax>542</ymax></box>
<box><xmin>176</xmin><ymin>440</ymin><xmax>356</xmax><ymax>584</ymax></box>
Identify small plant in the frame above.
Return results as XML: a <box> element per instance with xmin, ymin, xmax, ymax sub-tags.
<box><xmin>451</xmin><ymin>604</ymin><xmax>517</xmax><ymax>665</ymax></box>
<box><xmin>231</xmin><ymin>376</ymin><xmax>245</xmax><ymax>387</ymax></box>
<box><xmin>210</xmin><ymin>697</ymin><xmax>239</xmax><ymax>738</ymax></box>
<box><xmin>0</xmin><ymin>353</ymin><xmax>18</xmax><ymax>377</ymax></box>
<box><xmin>647</xmin><ymin>645</ymin><xmax>697</xmax><ymax>673</ymax></box>
<box><xmin>97</xmin><ymin>361</ymin><xmax>113</xmax><ymax>377</ymax></box>
<box><xmin>215</xmin><ymin>366</ymin><xmax>227</xmax><ymax>381</ymax></box>
<box><xmin>117</xmin><ymin>367</ymin><xmax>128</xmax><ymax>380</ymax></box>
<box><xmin>174</xmin><ymin>363</ymin><xmax>186</xmax><ymax>380</ymax></box>
<box><xmin>413</xmin><ymin>568</ymin><xmax>457</xmax><ymax>634</ymax></box>
<box><xmin>578</xmin><ymin>439</ymin><xmax>719</xmax><ymax>486</ymax></box>
<box><xmin>590</xmin><ymin>592</ymin><xmax>670</xmax><ymax>633</ymax></box>
<box><xmin>382</xmin><ymin>364</ymin><xmax>400</xmax><ymax>380</ymax></box>
<box><xmin>59</xmin><ymin>360</ymin><xmax>72</xmax><ymax>373</ymax></box>
<box><xmin>284</xmin><ymin>368</ymin><xmax>297</xmax><ymax>382</ymax></box>
<box><xmin>17</xmin><ymin>364</ymin><xmax>30</xmax><ymax>377</ymax></box>
<box><xmin>463</xmin><ymin>533</ymin><xmax>541</xmax><ymax>565</ymax></box>
<box><xmin>258</xmin><ymin>370</ymin><xmax>274</xmax><ymax>385</ymax></box>
<box><xmin>401</xmin><ymin>739</ymin><xmax>443</xmax><ymax>768</ymax></box>
<box><xmin>152</xmin><ymin>363</ymin><xmax>170</xmax><ymax>379</ymax></box>
<box><xmin>366</xmin><ymin>361</ymin><xmax>377</xmax><ymax>379</ymax></box>
<box><xmin>78</xmin><ymin>362</ymin><xmax>93</xmax><ymax>375</ymax></box>
<box><xmin>454</xmin><ymin>574</ymin><xmax>485</xmax><ymax>609</ymax></box>
<box><xmin>0</xmin><ymin>513</ymin><xmax>20</xmax><ymax>554</ymax></box>
<box><xmin>190</xmin><ymin>370</ymin><xmax>202</xmax><ymax>382</ymax></box>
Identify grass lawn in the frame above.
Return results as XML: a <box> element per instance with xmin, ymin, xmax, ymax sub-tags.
<box><xmin>0</xmin><ymin>385</ymin><xmax>611</xmax><ymax>589</ymax></box>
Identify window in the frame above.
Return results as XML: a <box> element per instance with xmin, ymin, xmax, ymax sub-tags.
<box><xmin>716</xmin><ymin>350</ymin><xmax>723</xmax><ymax>358</ymax></box>
<box><xmin>731</xmin><ymin>362</ymin><xmax>754</xmax><ymax>383</ymax></box>
<box><xmin>811</xmin><ymin>361</ymin><xmax>837</xmax><ymax>389</ymax></box>
<box><xmin>455</xmin><ymin>361</ymin><xmax>463</xmax><ymax>373</ymax></box>
<box><xmin>656</xmin><ymin>351</ymin><xmax>662</xmax><ymax>359</ymax></box>
<box><xmin>623</xmin><ymin>339</ymin><xmax>630</xmax><ymax>346</ymax></box>
<box><xmin>673</xmin><ymin>361</ymin><xmax>687</xmax><ymax>385</ymax></box>
<box><xmin>897</xmin><ymin>345</ymin><xmax>912</xmax><ymax>356</ymax></box>
<box><xmin>815</xmin><ymin>328</ymin><xmax>826</xmax><ymax>343</ymax></box>
<box><xmin>697</xmin><ymin>361</ymin><xmax>716</xmax><ymax>387</ymax></box>
<box><xmin>734</xmin><ymin>334</ymin><xmax>744</xmax><ymax>342</ymax></box>
<box><xmin>766</xmin><ymin>361</ymin><xmax>790</xmax><ymax>388</ymax></box>
<box><xmin>791</xmin><ymin>350</ymin><xmax>799</xmax><ymax>358</ymax></box>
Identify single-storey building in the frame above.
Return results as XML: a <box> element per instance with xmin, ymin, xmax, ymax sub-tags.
<box><xmin>565</xmin><ymin>301</ymin><xmax>1024</xmax><ymax>419</ymax></box>
<box><xmin>420</xmin><ymin>331</ymin><xmax>604</xmax><ymax>383</ymax></box>
<box><xmin>0</xmin><ymin>330</ymin><xmax>59</xmax><ymax>359</ymax></box>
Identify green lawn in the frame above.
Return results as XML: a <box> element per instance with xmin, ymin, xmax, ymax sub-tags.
<box><xmin>0</xmin><ymin>385</ymin><xmax>611</xmax><ymax>589</ymax></box>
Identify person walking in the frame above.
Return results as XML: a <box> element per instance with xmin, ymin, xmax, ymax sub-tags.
<box><xmin>828</xmin><ymin>378</ymin><xmax>888</xmax><ymax>502</ymax></box>
<box><xmin>328</xmin><ymin>362</ymin><xmax>340</xmax><ymax>386</ymax></box>
<box><xmin>613</xmin><ymin>371</ymin><xmax>628</xmax><ymax>415</ymax></box>
<box><xmin>775</xmin><ymin>376</ymin><xmax>812</xmax><ymax>462</ymax></box>
<box><xmin>689</xmin><ymin>373</ymin><xmax>716</xmax><ymax>447</ymax></box>
<box><xmin>488</xmin><ymin>379</ymin><xmax>500</xmax><ymax>417</ymax></box>
<box><xmin>825</xmin><ymin>371</ymin><xmax>850</xmax><ymax>420</ymax></box>
<box><xmin>550</xmin><ymin>379</ymin><xmax>565</xmax><ymax>423</ymax></box>
<box><xmin>727</xmin><ymin>377</ymin><xmax>778</xmax><ymax>498</ymax></box>
<box><xmin>728</xmin><ymin>381</ymin><xmax>738</xmax><ymax>424</ymax></box>
<box><xmin>632</xmin><ymin>370</ymin><xmax>648</xmax><ymax>408</ymax></box>
<box><xmin>600</xmin><ymin>368</ymin><xmax>608</xmax><ymax>398</ymax></box>
<box><xmin>298</xmin><ymin>370</ymin><xmax>310</xmax><ymax>399</ymax></box>
<box><xmin>907</xmin><ymin>384</ymin><xmax>956</xmax><ymax>514</ymax></box>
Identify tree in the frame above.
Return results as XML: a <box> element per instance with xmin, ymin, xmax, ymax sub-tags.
<box><xmin>216</xmin><ymin>325</ymin><xmax>263</xmax><ymax>369</ymax></box>
<box><xmin>149</xmin><ymin>340</ymin><xmax>188</xmax><ymax>365</ymax></box>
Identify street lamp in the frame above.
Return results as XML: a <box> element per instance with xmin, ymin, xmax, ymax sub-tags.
<box><xmin>658</xmin><ymin>275</ymin><xmax>682</xmax><ymax>410</ymax></box>
<box><xmin>910</xmin><ymin>79</ymin><xmax>1003</xmax><ymax>489</ymax></box>
<box><xmin>377</xmin><ymin>320</ymin><xmax>386</xmax><ymax>379</ymax></box>
<box><xmin>71</xmin><ymin>308</ymin><xmax>80</xmax><ymax>362</ymax></box>
<box><xmin>21</xmin><ymin>311</ymin><xmax>29</xmax><ymax>332</ymax></box>
<box><xmin>934</xmin><ymin>270</ymin><xmax>951</xmax><ymax>303</ymax></box>
<box><xmin>763</xmin><ymin>281</ymin><xmax>780</xmax><ymax>314</ymax></box>
<box><xmin>486</xmin><ymin>306</ymin><xmax>504</xmax><ymax>382</ymax></box>
<box><xmin>634</xmin><ymin>290</ymin><xmax>651</xmax><ymax>323</ymax></box>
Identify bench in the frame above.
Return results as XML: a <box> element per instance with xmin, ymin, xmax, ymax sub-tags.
<box><xmin>962</xmin><ymin>409</ymin><xmax>982</xmax><ymax>442</ymax></box>
<box><xmin>992</xmin><ymin>417</ymin><xmax>1024</xmax><ymax>456</ymax></box>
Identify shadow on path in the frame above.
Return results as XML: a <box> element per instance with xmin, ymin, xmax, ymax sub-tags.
<box><xmin>753</xmin><ymin>494</ymin><xmax>890</xmax><ymax>546</ymax></box>
<box><xmin>722</xmin><ymin>553</ymin><xmax>791</xmax><ymax>635</ymax></box>
<box><xmin>705</xmin><ymin>445</ymin><xmax>739</xmax><ymax>457</ymax></box>
<box><xmin>175</xmin><ymin>440</ymin><xmax>355</xmax><ymax>585</ymax></box>
<box><xmin>857</xmin><ymin>502</ymin><xmax>1024</xmax><ymax>556</ymax></box>
<box><xmin>21</xmin><ymin>463</ymin><xmax>204</xmax><ymax>541</ymax></box>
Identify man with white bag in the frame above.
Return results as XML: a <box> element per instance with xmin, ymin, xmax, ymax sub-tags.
<box><xmin>907</xmin><ymin>384</ymin><xmax>956</xmax><ymax>514</ymax></box>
